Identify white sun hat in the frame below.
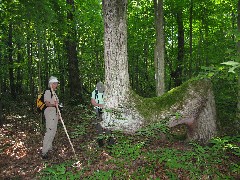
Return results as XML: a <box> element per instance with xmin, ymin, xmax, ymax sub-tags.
<box><xmin>49</xmin><ymin>76</ymin><xmax>59</xmax><ymax>83</ymax></box>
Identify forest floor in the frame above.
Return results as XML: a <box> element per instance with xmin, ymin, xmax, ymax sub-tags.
<box><xmin>0</xmin><ymin>103</ymin><xmax>239</xmax><ymax>179</ymax></box>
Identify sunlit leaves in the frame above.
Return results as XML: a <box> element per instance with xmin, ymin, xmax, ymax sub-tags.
<box><xmin>221</xmin><ymin>61</ymin><xmax>240</xmax><ymax>73</ymax></box>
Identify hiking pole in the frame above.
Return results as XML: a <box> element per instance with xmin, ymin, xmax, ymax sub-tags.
<box><xmin>50</xmin><ymin>86</ymin><xmax>77</xmax><ymax>159</ymax></box>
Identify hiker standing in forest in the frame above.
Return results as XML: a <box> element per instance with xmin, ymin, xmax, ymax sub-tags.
<box><xmin>91</xmin><ymin>81</ymin><xmax>115</xmax><ymax>147</ymax></box>
<box><xmin>91</xmin><ymin>81</ymin><xmax>105</xmax><ymax>147</ymax></box>
<box><xmin>42</xmin><ymin>76</ymin><xmax>60</xmax><ymax>159</ymax></box>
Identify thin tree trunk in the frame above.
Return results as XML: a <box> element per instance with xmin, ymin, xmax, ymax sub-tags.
<box><xmin>38</xmin><ymin>39</ymin><xmax>44</xmax><ymax>130</ymax></box>
<box><xmin>136</xmin><ymin>56</ymin><xmax>139</xmax><ymax>93</ymax></box>
<box><xmin>189</xmin><ymin>0</ymin><xmax>193</xmax><ymax>78</ymax></box>
<box><xmin>238</xmin><ymin>73</ymin><xmax>240</xmax><ymax>120</ymax></box>
<box><xmin>143</xmin><ymin>42</ymin><xmax>149</xmax><ymax>85</ymax></box>
<box><xmin>57</xmin><ymin>45</ymin><xmax>65</xmax><ymax>96</ymax></box>
<box><xmin>0</xmin><ymin>72</ymin><xmax>3</xmax><ymax>126</ymax></box>
<box><xmin>168</xmin><ymin>15</ymin><xmax>175</xmax><ymax>90</ymax></box>
<box><xmin>237</xmin><ymin>0</ymin><xmax>240</xmax><ymax>122</ymax></box>
<box><xmin>37</xmin><ymin>38</ymin><xmax>42</xmax><ymax>93</ymax></box>
<box><xmin>175</xmin><ymin>8</ymin><xmax>184</xmax><ymax>87</ymax></box>
<box><xmin>43</xmin><ymin>40</ymin><xmax>49</xmax><ymax>89</ymax></box>
<box><xmin>27</xmin><ymin>39</ymin><xmax>34</xmax><ymax>112</ymax></box>
<box><xmin>16</xmin><ymin>43</ymin><xmax>23</xmax><ymax>94</ymax></box>
<box><xmin>66</xmin><ymin>0</ymin><xmax>82</xmax><ymax>100</ymax></box>
<box><xmin>202</xmin><ymin>7</ymin><xmax>209</xmax><ymax>67</ymax></box>
<box><xmin>0</xmin><ymin>49</ymin><xmax>2</xmax><ymax>126</ymax></box>
<box><xmin>8</xmin><ymin>23</ymin><xmax>16</xmax><ymax>99</ymax></box>
<box><xmin>154</xmin><ymin>0</ymin><xmax>165</xmax><ymax>96</ymax></box>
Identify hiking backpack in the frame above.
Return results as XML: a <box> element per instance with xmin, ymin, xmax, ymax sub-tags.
<box><xmin>36</xmin><ymin>89</ymin><xmax>52</xmax><ymax>113</ymax></box>
<box><xmin>94</xmin><ymin>89</ymin><xmax>104</xmax><ymax>114</ymax></box>
<box><xmin>95</xmin><ymin>89</ymin><xmax>104</xmax><ymax>104</ymax></box>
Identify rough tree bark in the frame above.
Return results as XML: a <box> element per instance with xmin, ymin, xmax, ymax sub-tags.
<box><xmin>167</xmin><ymin>80</ymin><xmax>217</xmax><ymax>143</ymax></box>
<box><xmin>136</xmin><ymin>79</ymin><xmax>217</xmax><ymax>144</ymax></box>
<box><xmin>189</xmin><ymin>0</ymin><xmax>193</xmax><ymax>78</ymax></box>
<box><xmin>154</xmin><ymin>0</ymin><xmax>165</xmax><ymax>96</ymax></box>
<box><xmin>174</xmin><ymin>8</ymin><xmax>184</xmax><ymax>87</ymax></box>
<box><xmin>101</xmin><ymin>0</ymin><xmax>143</xmax><ymax>132</ymax></box>
<box><xmin>101</xmin><ymin>0</ymin><xmax>217</xmax><ymax>144</ymax></box>
<box><xmin>66</xmin><ymin>0</ymin><xmax>82</xmax><ymax>100</ymax></box>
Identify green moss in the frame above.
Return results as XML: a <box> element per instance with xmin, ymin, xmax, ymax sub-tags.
<box><xmin>131</xmin><ymin>79</ymin><xmax>210</xmax><ymax>123</ymax></box>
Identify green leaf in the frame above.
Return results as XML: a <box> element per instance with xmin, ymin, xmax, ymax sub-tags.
<box><xmin>228</xmin><ymin>67</ymin><xmax>237</xmax><ymax>73</ymax></box>
<box><xmin>221</xmin><ymin>61</ymin><xmax>239</xmax><ymax>66</ymax></box>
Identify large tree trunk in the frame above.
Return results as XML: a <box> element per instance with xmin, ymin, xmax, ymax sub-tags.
<box><xmin>102</xmin><ymin>0</ymin><xmax>143</xmax><ymax>132</ymax></box>
<box><xmin>102</xmin><ymin>0</ymin><xmax>129</xmax><ymax>107</ymax></box>
<box><xmin>101</xmin><ymin>0</ymin><xmax>216</xmax><ymax>144</ymax></box>
<box><xmin>154</xmin><ymin>0</ymin><xmax>165</xmax><ymax>96</ymax></box>
<box><xmin>167</xmin><ymin>80</ymin><xmax>217</xmax><ymax>143</ymax></box>
<box><xmin>136</xmin><ymin>79</ymin><xmax>217</xmax><ymax>144</ymax></box>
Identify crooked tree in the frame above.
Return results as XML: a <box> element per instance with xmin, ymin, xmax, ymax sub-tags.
<box><xmin>101</xmin><ymin>0</ymin><xmax>217</xmax><ymax>144</ymax></box>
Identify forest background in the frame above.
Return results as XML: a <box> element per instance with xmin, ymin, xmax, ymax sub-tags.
<box><xmin>0</xmin><ymin>0</ymin><xmax>240</xmax><ymax>178</ymax></box>
<box><xmin>1</xmin><ymin>0</ymin><xmax>239</xmax><ymax>134</ymax></box>
<box><xmin>0</xmin><ymin>0</ymin><xmax>239</xmax><ymax>132</ymax></box>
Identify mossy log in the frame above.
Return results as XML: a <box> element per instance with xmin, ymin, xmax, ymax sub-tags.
<box><xmin>102</xmin><ymin>79</ymin><xmax>217</xmax><ymax>144</ymax></box>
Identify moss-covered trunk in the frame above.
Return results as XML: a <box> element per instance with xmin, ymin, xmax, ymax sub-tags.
<box><xmin>101</xmin><ymin>0</ymin><xmax>217</xmax><ymax>144</ymax></box>
<box><xmin>103</xmin><ymin>79</ymin><xmax>217</xmax><ymax>144</ymax></box>
<box><xmin>136</xmin><ymin>78</ymin><xmax>217</xmax><ymax>144</ymax></box>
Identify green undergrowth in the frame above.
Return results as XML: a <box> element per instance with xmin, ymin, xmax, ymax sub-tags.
<box><xmin>38</xmin><ymin>127</ymin><xmax>240</xmax><ymax>179</ymax></box>
<box><xmin>212</xmin><ymin>76</ymin><xmax>239</xmax><ymax>135</ymax></box>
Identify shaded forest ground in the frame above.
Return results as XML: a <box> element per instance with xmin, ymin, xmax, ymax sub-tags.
<box><xmin>0</xmin><ymin>100</ymin><xmax>240</xmax><ymax>179</ymax></box>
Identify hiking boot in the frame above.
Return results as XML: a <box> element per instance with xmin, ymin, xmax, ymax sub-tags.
<box><xmin>107</xmin><ymin>137</ymin><xmax>115</xmax><ymax>146</ymax></box>
<box><xmin>42</xmin><ymin>153</ymin><xmax>50</xmax><ymax>160</ymax></box>
<box><xmin>97</xmin><ymin>139</ymin><xmax>104</xmax><ymax>147</ymax></box>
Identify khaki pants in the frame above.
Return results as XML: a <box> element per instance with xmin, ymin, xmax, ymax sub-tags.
<box><xmin>42</xmin><ymin>107</ymin><xmax>58</xmax><ymax>155</ymax></box>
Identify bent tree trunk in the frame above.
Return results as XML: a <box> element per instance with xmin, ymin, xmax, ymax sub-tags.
<box><xmin>135</xmin><ymin>78</ymin><xmax>217</xmax><ymax>144</ymax></box>
<box><xmin>104</xmin><ymin>77</ymin><xmax>217</xmax><ymax>144</ymax></box>
<box><xmin>101</xmin><ymin>0</ymin><xmax>217</xmax><ymax>144</ymax></box>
